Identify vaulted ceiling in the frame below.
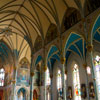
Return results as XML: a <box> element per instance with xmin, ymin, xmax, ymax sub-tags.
<box><xmin>0</xmin><ymin>0</ymin><xmax>86</xmax><ymax>49</ymax></box>
<box><xmin>0</xmin><ymin>0</ymin><xmax>90</xmax><ymax>68</ymax></box>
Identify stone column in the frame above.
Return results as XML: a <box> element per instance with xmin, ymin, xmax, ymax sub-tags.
<box><xmin>87</xmin><ymin>44</ymin><xmax>98</xmax><ymax>100</ymax></box>
<box><xmin>61</xmin><ymin>57</ymin><xmax>66</xmax><ymax>100</ymax></box>
<box><xmin>12</xmin><ymin>66</ymin><xmax>17</xmax><ymax>100</ymax></box>
<box><xmin>30</xmin><ymin>72</ymin><xmax>34</xmax><ymax>100</ymax></box>
<box><xmin>83</xmin><ymin>64</ymin><xmax>90</xmax><ymax>100</ymax></box>
<box><xmin>43</xmin><ymin>66</ymin><xmax>47</xmax><ymax>100</ymax></box>
<box><xmin>50</xmin><ymin>74</ymin><xmax>53</xmax><ymax>100</ymax></box>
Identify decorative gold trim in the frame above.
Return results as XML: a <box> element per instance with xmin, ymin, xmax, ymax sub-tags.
<box><xmin>43</xmin><ymin>66</ymin><xmax>47</xmax><ymax>72</ymax></box>
<box><xmin>12</xmin><ymin>80</ymin><xmax>16</xmax><ymax>84</ymax></box>
<box><xmin>65</xmin><ymin>70</ymin><xmax>67</xmax><ymax>75</ymax></box>
<box><xmin>82</xmin><ymin>18</ymin><xmax>86</xmax><ymax>23</ymax></box>
<box><xmin>61</xmin><ymin>57</ymin><xmax>66</xmax><ymax>64</ymax></box>
<box><xmin>87</xmin><ymin>45</ymin><xmax>93</xmax><ymax>52</ymax></box>
<box><xmin>50</xmin><ymin>74</ymin><xmax>53</xmax><ymax>79</ymax></box>
<box><xmin>30</xmin><ymin>72</ymin><xmax>34</xmax><ymax>77</ymax></box>
<box><xmin>14</xmin><ymin>66</ymin><xmax>16</xmax><ymax>70</ymax></box>
<box><xmin>83</xmin><ymin>63</ymin><xmax>87</xmax><ymax>69</ymax></box>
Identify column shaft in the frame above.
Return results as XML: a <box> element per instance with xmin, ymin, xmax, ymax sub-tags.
<box><xmin>89</xmin><ymin>52</ymin><xmax>98</xmax><ymax>100</ymax></box>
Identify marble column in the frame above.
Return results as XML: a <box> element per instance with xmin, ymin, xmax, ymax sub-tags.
<box><xmin>43</xmin><ymin>66</ymin><xmax>47</xmax><ymax>100</ymax></box>
<box><xmin>61</xmin><ymin>57</ymin><xmax>66</xmax><ymax>100</ymax></box>
<box><xmin>87</xmin><ymin>44</ymin><xmax>98</xmax><ymax>100</ymax></box>
<box><xmin>83</xmin><ymin>64</ymin><xmax>90</xmax><ymax>100</ymax></box>
<box><xmin>12</xmin><ymin>66</ymin><xmax>17</xmax><ymax>100</ymax></box>
<box><xmin>30</xmin><ymin>72</ymin><xmax>34</xmax><ymax>100</ymax></box>
<box><xmin>50</xmin><ymin>74</ymin><xmax>53</xmax><ymax>100</ymax></box>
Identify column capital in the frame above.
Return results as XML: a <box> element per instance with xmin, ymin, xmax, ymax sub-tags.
<box><xmin>43</xmin><ymin>66</ymin><xmax>47</xmax><ymax>72</ymax></box>
<box><xmin>12</xmin><ymin>80</ymin><xmax>16</xmax><ymax>84</ymax></box>
<box><xmin>60</xmin><ymin>57</ymin><xmax>66</xmax><ymax>64</ymax></box>
<box><xmin>83</xmin><ymin>63</ymin><xmax>87</xmax><ymax>69</ymax></box>
<box><xmin>65</xmin><ymin>70</ymin><xmax>67</xmax><ymax>75</ymax></box>
<box><xmin>14</xmin><ymin>66</ymin><xmax>16</xmax><ymax>70</ymax></box>
<box><xmin>50</xmin><ymin>74</ymin><xmax>53</xmax><ymax>79</ymax></box>
<box><xmin>30</xmin><ymin>72</ymin><xmax>34</xmax><ymax>77</ymax></box>
<box><xmin>81</xmin><ymin>18</ymin><xmax>86</xmax><ymax>23</ymax></box>
<box><xmin>87</xmin><ymin>44</ymin><xmax>93</xmax><ymax>52</ymax></box>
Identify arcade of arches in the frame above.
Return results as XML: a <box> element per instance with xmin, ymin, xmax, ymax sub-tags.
<box><xmin>0</xmin><ymin>0</ymin><xmax>100</xmax><ymax>100</ymax></box>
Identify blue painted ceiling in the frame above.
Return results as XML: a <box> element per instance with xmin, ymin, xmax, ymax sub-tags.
<box><xmin>47</xmin><ymin>46</ymin><xmax>60</xmax><ymax>70</ymax></box>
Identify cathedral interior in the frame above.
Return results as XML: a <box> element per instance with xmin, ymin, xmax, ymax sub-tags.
<box><xmin>0</xmin><ymin>0</ymin><xmax>100</xmax><ymax>100</ymax></box>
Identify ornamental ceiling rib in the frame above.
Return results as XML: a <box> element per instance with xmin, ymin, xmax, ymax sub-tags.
<box><xmin>0</xmin><ymin>0</ymin><xmax>86</xmax><ymax>49</ymax></box>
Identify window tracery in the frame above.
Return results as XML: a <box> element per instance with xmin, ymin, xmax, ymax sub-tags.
<box><xmin>73</xmin><ymin>64</ymin><xmax>81</xmax><ymax>100</ymax></box>
<box><xmin>94</xmin><ymin>55</ymin><xmax>100</xmax><ymax>99</ymax></box>
<box><xmin>0</xmin><ymin>68</ymin><xmax>5</xmax><ymax>86</ymax></box>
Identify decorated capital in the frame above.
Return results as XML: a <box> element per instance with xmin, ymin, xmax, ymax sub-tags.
<box><xmin>61</xmin><ymin>57</ymin><xmax>66</xmax><ymax>64</ymax></box>
<box><xmin>50</xmin><ymin>74</ymin><xmax>53</xmax><ymax>79</ymax></box>
<box><xmin>12</xmin><ymin>80</ymin><xmax>16</xmax><ymax>84</ymax></box>
<box><xmin>87</xmin><ymin>44</ymin><xmax>93</xmax><ymax>52</ymax></box>
<box><xmin>83</xmin><ymin>63</ymin><xmax>87</xmax><ymax>69</ymax></box>
<box><xmin>65</xmin><ymin>70</ymin><xmax>67</xmax><ymax>75</ymax></box>
<box><xmin>30</xmin><ymin>72</ymin><xmax>34</xmax><ymax>77</ymax></box>
<box><xmin>43</xmin><ymin>66</ymin><xmax>47</xmax><ymax>72</ymax></box>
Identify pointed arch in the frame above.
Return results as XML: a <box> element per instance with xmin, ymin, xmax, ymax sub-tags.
<box><xmin>64</xmin><ymin>33</ymin><xmax>86</xmax><ymax>63</ymax></box>
<box><xmin>61</xmin><ymin>8</ymin><xmax>81</xmax><ymax>33</ymax></box>
<box><xmin>34</xmin><ymin>35</ymin><xmax>42</xmax><ymax>52</ymax></box>
<box><xmin>35</xmin><ymin>55</ymin><xmax>43</xmax><ymax>67</ymax></box>
<box><xmin>91</xmin><ymin>14</ymin><xmax>100</xmax><ymax>44</ymax></box>
<box><xmin>45</xmin><ymin>23</ymin><xmax>58</xmax><ymax>45</ymax></box>
<box><xmin>46</xmin><ymin>45</ymin><xmax>60</xmax><ymax>72</ymax></box>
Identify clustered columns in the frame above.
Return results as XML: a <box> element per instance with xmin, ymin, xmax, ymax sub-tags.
<box><xmin>30</xmin><ymin>54</ymin><xmax>34</xmax><ymax>100</ymax></box>
<box><xmin>83</xmin><ymin>63</ymin><xmax>90</xmax><ymax>100</ymax></box>
<box><xmin>87</xmin><ymin>44</ymin><xmax>98</xmax><ymax>100</ymax></box>
<box><xmin>43</xmin><ymin>65</ymin><xmax>47</xmax><ymax>100</ymax></box>
<box><xmin>30</xmin><ymin>72</ymin><xmax>34</xmax><ymax>100</ymax></box>
<box><xmin>12</xmin><ymin>66</ymin><xmax>16</xmax><ymax>100</ymax></box>
<box><xmin>61</xmin><ymin>57</ymin><xmax>67</xmax><ymax>100</ymax></box>
<box><xmin>50</xmin><ymin>74</ymin><xmax>53</xmax><ymax>100</ymax></box>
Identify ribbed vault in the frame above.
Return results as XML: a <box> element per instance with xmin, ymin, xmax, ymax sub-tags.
<box><xmin>0</xmin><ymin>0</ymin><xmax>86</xmax><ymax>49</ymax></box>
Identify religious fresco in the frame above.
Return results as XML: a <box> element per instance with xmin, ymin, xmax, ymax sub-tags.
<box><xmin>17</xmin><ymin>58</ymin><xmax>30</xmax><ymax>85</ymax></box>
<box><xmin>17</xmin><ymin>68</ymin><xmax>30</xmax><ymax>85</ymax></box>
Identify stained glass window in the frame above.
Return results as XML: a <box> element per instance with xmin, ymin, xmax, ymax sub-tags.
<box><xmin>87</xmin><ymin>66</ymin><xmax>91</xmax><ymax>75</ymax></box>
<box><xmin>57</xmin><ymin>70</ymin><xmax>62</xmax><ymax>100</ymax></box>
<box><xmin>0</xmin><ymin>68</ymin><xmax>5</xmax><ymax>86</ymax></box>
<box><xmin>73</xmin><ymin>64</ymin><xmax>81</xmax><ymax>100</ymax></box>
<box><xmin>94</xmin><ymin>55</ymin><xmax>100</xmax><ymax>99</ymax></box>
<box><xmin>57</xmin><ymin>70</ymin><xmax>62</xmax><ymax>89</ymax></box>
<box><xmin>46</xmin><ymin>68</ymin><xmax>51</xmax><ymax>85</ymax></box>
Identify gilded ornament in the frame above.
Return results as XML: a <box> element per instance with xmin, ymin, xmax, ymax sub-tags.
<box><xmin>50</xmin><ymin>74</ymin><xmax>53</xmax><ymax>79</ymax></box>
<box><xmin>61</xmin><ymin>57</ymin><xmax>66</xmax><ymax>64</ymax></box>
<box><xmin>12</xmin><ymin>80</ymin><xmax>16</xmax><ymax>84</ymax></box>
<box><xmin>83</xmin><ymin>64</ymin><xmax>87</xmax><ymax>69</ymax></box>
<box><xmin>65</xmin><ymin>70</ymin><xmax>67</xmax><ymax>75</ymax></box>
<box><xmin>87</xmin><ymin>45</ymin><xmax>93</xmax><ymax>52</ymax></box>
<box><xmin>82</xmin><ymin>18</ymin><xmax>86</xmax><ymax>23</ymax></box>
<box><xmin>30</xmin><ymin>72</ymin><xmax>34</xmax><ymax>77</ymax></box>
<box><xmin>43</xmin><ymin>66</ymin><xmax>47</xmax><ymax>72</ymax></box>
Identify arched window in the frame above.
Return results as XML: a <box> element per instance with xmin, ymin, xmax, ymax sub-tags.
<box><xmin>0</xmin><ymin>68</ymin><xmax>5</xmax><ymax>86</ymax></box>
<box><xmin>46</xmin><ymin>68</ymin><xmax>51</xmax><ymax>86</ymax></box>
<box><xmin>57</xmin><ymin>70</ymin><xmax>62</xmax><ymax>89</ymax></box>
<box><xmin>94</xmin><ymin>55</ymin><xmax>100</xmax><ymax>98</ymax></box>
<box><xmin>57</xmin><ymin>70</ymin><xmax>62</xmax><ymax>99</ymax></box>
<box><xmin>18</xmin><ymin>88</ymin><xmax>26</xmax><ymax>100</ymax></box>
<box><xmin>45</xmin><ymin>68</ymin><xmax>51</xmax><ymax>100</ymax></box>
<box><xmin>73</xmin><ymin>64</ymin><xmax>81</xmax><ymax>100</ymax></box>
